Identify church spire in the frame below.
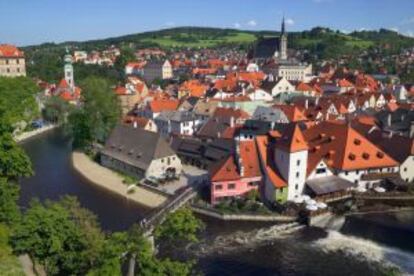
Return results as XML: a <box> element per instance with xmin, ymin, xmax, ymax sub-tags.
<box><xmin>281</xmin><ymin>16</ymin><xmax>286</xmax><ymax>35</ymax></box>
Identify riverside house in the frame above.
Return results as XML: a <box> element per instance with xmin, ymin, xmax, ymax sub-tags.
<box><xmin>101</xmin><ymin>125</ymin><xmax>182</xmax><ymax>181</ymax></box>
<box><xmin>209</xmin><ymin>139</ymin><xmax>262</xmax><ymax>205</ymax></box>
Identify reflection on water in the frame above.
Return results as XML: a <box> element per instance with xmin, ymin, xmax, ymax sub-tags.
<box><xmin>19</xmin><ymin>129</ymin><xmax>150</xmax><ymax>231</ymax></box>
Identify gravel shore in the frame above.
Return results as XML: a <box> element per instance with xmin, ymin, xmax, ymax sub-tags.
<box><xmin>72</xmin><ymin>151</ymin><xmax>167</xmax><ymax>208</ymax></box>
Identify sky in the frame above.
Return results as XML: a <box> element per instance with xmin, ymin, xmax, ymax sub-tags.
<box><xmin>1</xmin><ymin>0</ymin><xmax>414</xmax><ymax>46</ymax></box>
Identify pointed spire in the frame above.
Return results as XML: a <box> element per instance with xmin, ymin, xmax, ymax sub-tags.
<box><xmin>281</xmin><ymin>16</ymin><xmax>286</xmax><ymax>35</ymax></box>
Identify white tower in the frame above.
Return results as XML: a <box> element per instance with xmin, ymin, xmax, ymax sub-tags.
<box><xmin>280</xmin><ymin>17</ymin><xmax>288</xmax><ymax>60</ymax></box>
<box><xmin>64</xmin><ymin>47</ymin><xmax>74</xmax><ymax>92</ymax></box>
<box><xmin>274</xmin><ymin>125</ymin><xmax>308</xmax><ymax>201</ymax></box>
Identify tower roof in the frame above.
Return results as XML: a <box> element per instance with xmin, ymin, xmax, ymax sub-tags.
<box><xmin>281</xmin><ymin>16</ymin><xmax>286</xmax><ymax>35</ymax></box>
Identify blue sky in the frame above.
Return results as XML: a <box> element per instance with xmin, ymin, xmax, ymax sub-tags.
<box><xmin>1</xmin><ymin>0</ymin><xmax>414</xmax><ymax>46</ymax></box>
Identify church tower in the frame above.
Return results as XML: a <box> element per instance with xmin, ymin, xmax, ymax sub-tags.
<box><xmin>279</xmin><ymin>17</ymin><xmax>288</xmax><ymax>60</ymax></box>
<box><xmin>63</xmin><ymin>47</ymin><xmax>74</xmax><ymax>92</ymax></box>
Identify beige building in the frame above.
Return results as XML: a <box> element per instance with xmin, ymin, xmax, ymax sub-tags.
<box><xmin>143</xmin><ymin>60</ymin><xmax>173</xmax><ymax>83</ymax></box>
<box><xmin>0</xmin><ymin>44</ymin><xmax>26</xmax><ymax>77</ymax></box>
<box><xmin>277</xmin><ymin>63</ymin><xmax>313</xmax><ymax>82</ymax></box>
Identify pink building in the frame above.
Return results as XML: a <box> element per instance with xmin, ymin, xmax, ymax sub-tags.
<box><xmin>209</xmin><ymin>140</ymin><xmax>262</xmax><ymax>205</ymax></box>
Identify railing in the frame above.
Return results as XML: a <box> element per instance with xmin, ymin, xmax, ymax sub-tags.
<box><xmin>139</xmin><ymin>186</ymin><xmax>197</xmax><ymax>232</ymax></box>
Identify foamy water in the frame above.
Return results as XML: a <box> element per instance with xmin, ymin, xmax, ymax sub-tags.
<box><xmin>314</xmin><ymin>230</ymin><xmax>414</xmax><ymax>274</ymax></box>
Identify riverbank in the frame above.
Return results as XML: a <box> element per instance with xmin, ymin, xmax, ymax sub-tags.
<box><xmin>72</xmin><ymin>151</ymin><xmax>167</xmax><ymax>208</ymax></box>
<box><xmin>14</xmin><ymin>124</ymin><xmax>57</xmax><ymax>143</ymax></box>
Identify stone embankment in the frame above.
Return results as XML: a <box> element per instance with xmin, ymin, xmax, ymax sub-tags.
<box><xmin>14</xmin><ymin>124</ymin><xmax>57</xmax><ymax>143</ymax></box>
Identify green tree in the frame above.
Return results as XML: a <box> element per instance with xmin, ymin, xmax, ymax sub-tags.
<box><xmin>42</xmin><ymin>96</ymin><xmax>71</xmax><ymax>123</ymax></box>
<box><xmin>0</xmin><ymin>77</ymin><xmax>39</xmax><ymax>126</ymax></box>
<box><xmin>10</xmin><ymin>197</ymin><xmax>106</xmax><ymax>275</ymax></box>
<box><xmin>0</xmin><ymin>110</ymin><xmax>33</xmax><ymax>180</ymax></box>
<box><xmin>67</xmin><ymin>77</ymin><xmax>121</xmax><ymax>148</ymax></box>
<box><xmin>155</xmin><ymin>208</ymin><xmax>204</xmax><ymax>243</ymax></box>
<box><xmin>0</xmin><ymin>178</ymin><xmax>21</xmax><ymax>225</ymax></box>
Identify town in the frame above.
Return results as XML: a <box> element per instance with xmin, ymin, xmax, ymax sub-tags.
<box><xmin>1</xmin><ymin>3</ymin><xmax>414</xmax><ymax>275</ymax></box>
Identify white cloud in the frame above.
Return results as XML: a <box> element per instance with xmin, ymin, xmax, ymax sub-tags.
<box><xmin>401</xmin><ymin>17</ymin><xmax>414</xmax><ymax>25</ymax></box>
<box><xmin>164</xmin><ymin>22</ymin><xmax>175</xmax><ymax>27</ymax></box>
<box><xmin>233</xmin><ymin>22</ymin><xmax>241</xmax><ymax>29</ymax></box>
<box><xmin>247</xmin><ymin>20</ymin><xmax>257</xmax><ymax>27</ymax></box>
<box><xmin>405</xmin><ymin>30</ymin><xmax>414</xmax><ymax>37</ymax></box>
<box><xmin>285</xmin><ymin>18</ymin><xmax>295</xmax><ymax>26</ymax></box>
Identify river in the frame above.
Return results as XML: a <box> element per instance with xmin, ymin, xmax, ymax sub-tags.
<box><xmin>19</xmin><ymin>129</ymin><xmax>414</xmax><ymax>275</ymax></box>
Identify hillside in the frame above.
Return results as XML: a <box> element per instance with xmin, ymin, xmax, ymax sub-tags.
<box><xmin>23</xmin><ymin>27</ymin><xmax>414</xmax><ymax>83</ymax></box>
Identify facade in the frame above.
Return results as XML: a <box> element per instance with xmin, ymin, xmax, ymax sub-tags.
<box><xmin>143</xmin><ymin>60</ymin><xmax>173</xmax><ymax>83</ymax></box>
<box><xmin>277</xmin><ymin>63</ymin><xmax>313</xmax><ymax>82</ymax></box>
<box><xmin>0</xmin><ymin>44</ymin><xmax>26</xmax><ymax>77</ymax></box>
<box><xmin>101</xmin><ymin>125</ymin><xmax>182</xmax><ymax>180</ymax></box>
<box><xmin>155</xmin><ymin>111</ymin><xmax>203</xmax><ymax>137</ymax></box>
<box><xmin>209</xmin><ymin>139</ymin><xmax>262</xmax><ymax>204</ymax></box>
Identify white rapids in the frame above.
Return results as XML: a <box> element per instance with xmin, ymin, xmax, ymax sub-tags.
<box><xmin>314</xmin><ymin>230</ymin><xmax>414</xmax><ymax>275</ymax></box>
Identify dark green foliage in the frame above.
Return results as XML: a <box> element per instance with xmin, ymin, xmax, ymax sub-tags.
<box><xmin>0</xmin><ymin>111</ymin><xmax>33</xmax><ymax>180</ymax></box>
<box><xmin>10</xmin><ymin>196</ymin><xmax>106</xmax><ymax>275</ymax></box>
<box><xmin>67</xmin><ymin>77</ymin><xmax>121</xmax><ymax>148</ymax></box>
<box><xmin>155</xmin><ymin>208</ymin><xmax>204</xmax><ymax>243</ymax></box>
<box><xmin>42</xmin><ymin>96</ymin><xmax>71</xmax><ymax>123</ymax></box>
<box><xmin>0</xmin><ymin>77</ymin><xmax>39</xmax><ymax>125</ymax></box>
<box><xmin>0</xmin><ymin>179</ymin><xmax>21</xmax><ymax>225</ymax></box>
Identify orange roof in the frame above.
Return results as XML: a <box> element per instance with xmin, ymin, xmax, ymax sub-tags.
<box><xmin>274</xmin><ymin>104</ymin><xmax>307</xmax><ymax>122</ymax></box>
<box><xmin>149</xmin><ymin>99</ymin><xmax>179</xmax><ymax>113</ymax></box>
<box><xmin>296</xmin><ymin>82</ymin><xmax>314</xmax><ymax>92</ymax></box>
<box><xmin>180</xmin><ymin>80</ymin><xmax>208</xmax><ymax>98</ymax></box>
<box><xmin>0</xmin><ymin>44</ymin><xmax>24</xmax><ymax>58</ymax></box>
<box><xmin>338</xmin><ymin>78</ymin><xmax>354</xmax><ymax>88</ymax></box>
<box><xmin>57</xmin><ymin>79</ymin><xmax>70</xmax><ymax>89</ymax></box>
<box><xmin>114</xmin><ymin>86</ymin><xmax>128</xmax><ymax>95</ymax></box>
<box><xmin>256</xmin><ymin>136</ymin><xmax>287</xmax><ymax>188</ymax></box>
<box><xmin>210</xmin><ymin>140</ymin><xmax>261</xmax><ymax>182</ymax></box>
<box><xmin>303</xmin><ymin>121</ymin><xmax>398</xmax><ymax>173</ymax></box>
<box><xmin>276</xmin><ymin>124</ymin><xmax>309</xmax><ymax>153</ymax></box>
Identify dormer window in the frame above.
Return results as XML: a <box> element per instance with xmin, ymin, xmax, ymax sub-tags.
<box><xmin>362</xmin><ymin>153</ymin><xmax>370</xmax><ymax>160</ymax></box>
<box><xmin>354</xmin><ymin>139</ymin><xmax>361</xmax><ymax>145</ymax></box>
<box><xmin>377</xmin><ymin>152</ymin><xmax>384</xmax><ymax>159</ymax></box>
<box><xmin>348</xmin><ymin>153</ymin><xmax>356</xmax><ymax>161</ymax></box>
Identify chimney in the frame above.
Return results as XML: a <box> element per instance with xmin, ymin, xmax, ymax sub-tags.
<box><xmin>305</xmin><ymin>99</ymin><xmax>309</xmax><ymax>109</ymax></box>
<box><xmin>315</xmin><ymin>97</ymin><xmax>320</xmax><ymax>106</ymax></box>
<box><xmin>230</xmin><ymin>116</ymin><xmax>235</xmax><ymax>127</ymax></box>
<box><xmin>387</xmin><ymin>113</ymin><xmax>392</xmax><ymax>127</ymax></box>
<box><xmin>133</xmin><ymin>121</ymin><xmax>138</xmax><ymax>129</ymax></box>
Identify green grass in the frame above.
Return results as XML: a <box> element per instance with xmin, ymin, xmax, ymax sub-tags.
<box><xmin>141</xmin><ymin>31</ymin><xmax>256</xmax><ymax>48</ymax></box>
<box><xmin>0</xmin><ymin>224</ymin><xmax>24</xmax><ymax>276</ymax></box>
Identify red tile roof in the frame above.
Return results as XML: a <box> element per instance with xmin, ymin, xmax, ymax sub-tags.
<box><xmin>0</xmin><ymin>44</ymin><xmax>24</xmax><ymax>58</ymax></box>
<box><xmin>303</xmin><ymin>121</ymin><xmax>398</xmax><ymax>173</ymax></box>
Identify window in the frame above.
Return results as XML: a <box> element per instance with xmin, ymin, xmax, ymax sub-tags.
<box><xmin>296</xmin><ymin>172</ymin><xmax>300</xmax><ymax>178</ymax></box>
<box><xmin>404</xmin><ymin>168</ymin><xmax>407</xmax><ymax>172</ymax></box>
<box><xmin>228</xmin><ymin>183</ymin><xmax>236</xmax><ymax>190</ymax></box>
<box><xmin>316</xmin><ymin>168</ymin><xmax>326</xmax><ymax>174</ymax></box>
<box><xmin>354</xmin><ymin>180</ymin><xmax>358</xmax><ymax>185</ymax></box>
<box><xmin>215</xmin><ymin>185</ymin><xmax>223</xmax><ymax>190</ymax></box>
<box><xmin>345</xmin><ymin>171</ymin><xmax>348</xmax><ymax>176</ymax></box>
<box><xmin>295</xmin><ymin>184</ymin><xmax>299</xmax><ymax>190</ymax></box>
<box><xmin>297</xmin><ymin>160</ymin><xmax>301</xmax><ymax>166</ymax></box>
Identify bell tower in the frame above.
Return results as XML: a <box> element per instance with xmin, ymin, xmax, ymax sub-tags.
<box><xmin>63</xmin><ymin>47</ymin><xmax>75</xmax><ymax>92</ymax></box>
<box><xmin>280</xmin><ymin>17</ymin><xmax>288</xmax><ymax>60</ymax></box>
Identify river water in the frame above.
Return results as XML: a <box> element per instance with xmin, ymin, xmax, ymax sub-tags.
<box><xmin>19</xmin><ymin>129</ymin><xmax>414</xmax><ymax>275</ymax></box>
